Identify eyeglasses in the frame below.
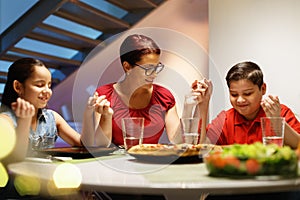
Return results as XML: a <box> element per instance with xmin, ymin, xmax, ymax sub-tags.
<box><xmin>134</xmin><ymin>62</ymin><xmax>165</xmax><ymax>76</ymax></box>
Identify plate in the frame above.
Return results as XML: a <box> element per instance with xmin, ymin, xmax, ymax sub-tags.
<box><xmin>128</xmin><ymin>153</ymin><xmax>203</xmax><ymax>164</ymax></box>
<box><xmin>127</xmin><ymin>144</ymin><xmax>217</xmax><ymax>164</ymax></box>
<box><xmin>35</xmin><ymin>146</ymin><xmax>117</xmax><ymax>159</ymax></box>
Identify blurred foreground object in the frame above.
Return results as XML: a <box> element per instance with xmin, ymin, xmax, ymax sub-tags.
<box><xmin>205</xmin><ymin>142</ymin><xmax>298</xmax><ymax>177</ymax></box>
<box><xmin>0</xmin><ymin>118</ymin><xmax>16</xmax><ymax>159</ymax></box>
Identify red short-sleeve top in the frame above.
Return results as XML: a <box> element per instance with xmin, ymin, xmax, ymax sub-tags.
<box><xmin>207</xmin><ymin>105</ymin><xmax>300</xmax><ymax>145</ymax></box>
<box><xmin>96</xmin><ymin>83</ymin><xmax>176</xmax><ymax>146</ymax></box>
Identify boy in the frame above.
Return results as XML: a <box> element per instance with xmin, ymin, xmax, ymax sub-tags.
<box><xmin>202</xmin><ymin>61</ymin><xmax>300</xmax><ymax>148</ymax></box>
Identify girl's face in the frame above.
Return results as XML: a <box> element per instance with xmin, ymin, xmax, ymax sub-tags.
<box><xmin>229</xmin><ymin>79</ymin><xmax>266</xmax><ymax>120</ymax></box>
<box><xmin>130</xmin><ymin>53</ymin><xmax>160</xmax><ymax>86</ymax></box>
<box><xmin>19</xmin><ymin>65</ymin><xmax>52</xmax><ymax>109</ymax></box>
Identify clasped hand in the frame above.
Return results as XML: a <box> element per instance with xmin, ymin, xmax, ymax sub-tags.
<box><xmin>11</xmin><ymin>98</ymin><xmax>35</xmax><ymax>119</ymax></box>
<box><xmin>261</xmin><ymin>95</ymin><xmax>280</xmax><ymax>117</ymax></box>
<box><xmin>87</xmin><ymin>92</ymin><xmax>113</xmax><ymax>116</ymax></box>
<box><xmin>191</xmin><ymin>78</ymin><xmax>213</xmax><ymax>105</ymax></box>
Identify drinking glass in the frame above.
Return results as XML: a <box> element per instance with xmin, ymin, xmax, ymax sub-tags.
<box><xmin>261</xmin><ymin>117</ymin><xmax>285</xmax><ymax>147</ymax></box>
<box><xmin>122</xmin><ymin>117</ymin><xmax>144</xmax><ymax>150</ymax></box>
<box><xmin>42</xmin><ymin>135</ymin><xmax>56</xmax><ymax>149</ymax></box>
<box><xmin>180</xmin><ymin>117</ymin><xmax>200</xmax><ymax>145</ymax></box>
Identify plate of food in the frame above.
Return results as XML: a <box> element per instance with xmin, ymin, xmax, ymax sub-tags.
<box><xmin>128</xmin><ymin>143</ymin><xmax>221</xmax><ymax>164</ymax></box>
<box><xmin>35</xmin><ymin>146</ymin><xmax>117</xmax><ymax>159</ymax></box>
<box><xmin>204</xmin><ymin>142</ymin><xmax>298</xmax><ymax>178</ymax></box>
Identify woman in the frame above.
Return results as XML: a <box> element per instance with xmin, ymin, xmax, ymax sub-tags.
<box><xmin>0</xmin><ymin>58</ymin><xmax>96</xmax><ymax>164</ymax></box>
<box><xmin>91</xmin><ymin>34</ymin><xmax>206</xmax><ymax>147</ymax></box>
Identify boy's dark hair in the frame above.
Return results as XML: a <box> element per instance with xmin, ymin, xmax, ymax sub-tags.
<box><xmin>225</xmin><ymin>61</ymin><xmax>264</xmax><ymax>88</ymax></box>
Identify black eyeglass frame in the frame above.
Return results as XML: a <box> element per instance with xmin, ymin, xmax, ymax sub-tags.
<box><xmin>134</xmin><ymin>62</ymin><xmax>165</xmax><ymax>76</ymax></box>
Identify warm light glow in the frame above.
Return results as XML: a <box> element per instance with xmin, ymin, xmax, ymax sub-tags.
<box><xmin>0</xmin><ymin>163</ymin><xmax>9</xmax><ymax>187</ymax></box>
<box><xmin>53</xmin><ymin>163</ymin><xmax>82</xmax><ymax>188</ymax></box>
<box><xmin>47</xmin><ymin>180</ymin><xmax>79</xmax><ymax>197</ymax></box>
<box><xmin>14</xmin><ymin>175</ymin><xmax>41</xmax><ymax>196</ymax></box>
<box><xmin>0</xmin><ymin>118</ymin><xmax>16</xmax><ymax>159</ymax></box>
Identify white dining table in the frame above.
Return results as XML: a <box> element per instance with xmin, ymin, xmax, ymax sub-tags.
<box><xmin>7</xmin><ymin>153</ymin><xmax>300</xmax><ymax>200</ymax></box>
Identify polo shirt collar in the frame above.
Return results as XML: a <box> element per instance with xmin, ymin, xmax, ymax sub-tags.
<box><xmin>234</xmin><ymin>107</ymin><xmax>266</xmax><ymax>125</ymax></box>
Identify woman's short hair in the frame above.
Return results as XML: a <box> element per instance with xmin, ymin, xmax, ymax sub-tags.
<box><xmin>120</xmin><ymin>34</ymin><xmax>161</xmax><ymax>65</ymax></box>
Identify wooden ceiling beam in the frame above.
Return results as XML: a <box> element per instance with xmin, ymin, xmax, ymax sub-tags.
<box><xmin>0</xmin><ymin>0</ymin><xmax>68</xmax><ymax>57</ymax></box>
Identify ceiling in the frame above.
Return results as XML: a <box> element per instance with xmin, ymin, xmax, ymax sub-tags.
<box><xmin>0</xmin><ymin>0</ymin><xmax>166</xmax><ymax>101</ymax></box>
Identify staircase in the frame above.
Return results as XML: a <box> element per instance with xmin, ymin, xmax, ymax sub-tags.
<box><xmin>0</xmin><ymin>0</ymin><xmax>166</xmax><ymax>100</ymax></box>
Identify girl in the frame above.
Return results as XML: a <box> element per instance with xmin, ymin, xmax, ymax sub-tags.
<box><xmin>0</xmin><ymin>58</ymin><xmax>97</xmax><ymax>164</ymax></box>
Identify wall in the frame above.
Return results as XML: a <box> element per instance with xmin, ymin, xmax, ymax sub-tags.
<box><xmin>209</xmin><ymin>0</ymin><xmax>300</xmax><ymax>119</ymax></box>
<box><xmin>48</xmin><ymin>0</ymin><xmax>209</xmax><ymax>126</ymax></box>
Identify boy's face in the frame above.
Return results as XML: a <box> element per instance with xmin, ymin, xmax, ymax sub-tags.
<box><xmin>229</xmin><ymin>79</ymin><xmax>266</xmax><ymax>120</ymax></box>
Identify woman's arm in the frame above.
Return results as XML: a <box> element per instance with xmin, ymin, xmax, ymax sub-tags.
<box><xmin>190</xmin><ymin>79</ymin><xmax>213</xmax><ymax>143</ymax></box>
<box><xmin>85</xmin><ymin>93</ymin><xmax>113</xmax><ymax>147</ymax></box>
<box><xmin>166</xmin><ymin>79</ymin><xmax>213</xmax><ymax>144</ymax></box>
<box><xmin>165</xmin><ymin>105</ymin><xmax>182</xmax><ymax>144</ymax></box>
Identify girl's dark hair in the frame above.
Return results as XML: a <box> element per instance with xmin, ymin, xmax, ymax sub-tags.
<box><xmin>1</xmin><ymin>58</ymin><xmax>45</xmax><ymax>109</ymax></box>
<box><xmin>225</xmin><ymin>61</ymin><xmax>264</xmax><ymax>88</ymax></box>
<box><xmin>120</xmin><ymin>34</ymin><xmax>161</xmax><ymax>65</ymax></box>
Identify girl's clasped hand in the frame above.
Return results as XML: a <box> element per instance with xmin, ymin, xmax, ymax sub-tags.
<box><xmin>11</xmin><ymin>98</ymin><xmax>35</xmax><ymax>119</ymax></box>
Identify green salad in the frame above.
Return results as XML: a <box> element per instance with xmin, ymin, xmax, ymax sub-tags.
<box><xmin>205</xmin><ymin>142</ymin><xmax>298</xmax><ymax>177</ymax></box>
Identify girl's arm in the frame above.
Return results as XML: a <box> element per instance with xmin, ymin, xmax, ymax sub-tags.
<box><xmin>54</xmin><ymin>93</ymin><xmax>114</xmax><ymax>148</ymax></box>
<box><xmin>53</xmin><ymin>111</ymin><xmax>81</xmax><ymax>146</ymax></box>
<box><xmin>2</xmin><ymin>98</ymin><xmax>35</xmax><ymax>165</ymax></box>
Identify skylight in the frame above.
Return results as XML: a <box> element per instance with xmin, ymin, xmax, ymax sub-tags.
<box><xmin>80</xmin><ymin>0</ymin><xmax>127</xmax><ymax>19</ymax></box>
<box><xmin>43</xmin><ymin>15</ymin><xmax>103</xmax><ymax>40</ymax></box>
<box><xmin>0</xmin><ymin>0</ymin><xmax>130</xmax><ymax>96</ymax></box>
<box><xmin>15</xmin><ymin>38</ymin><xmax>79</xmax><ymax>59</ymax></box>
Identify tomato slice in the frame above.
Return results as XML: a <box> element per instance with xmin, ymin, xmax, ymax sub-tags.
<box><xmin>245</xmin><ymin>158</ymin><xmax>261</xmax><ymax>175</ymax></box>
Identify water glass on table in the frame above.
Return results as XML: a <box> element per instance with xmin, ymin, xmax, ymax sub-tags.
<box><xmin>42</xmin><ymin>135</ymin><xmax>56</xmax><ymax>149</ymax></box>
<box><xmin>261</xmin><ymin>117</ymin><xmax>285</xmax><ymax>147</ymax></box>
<box><xmin>180</xmin><ymin>117</ymin><xmax>200</xmax><ymax>145</ymax></box>
<box><xmin>122</xmin><ymin>117</ymin><xmax>144</xmax><ymax>150</ymax></box>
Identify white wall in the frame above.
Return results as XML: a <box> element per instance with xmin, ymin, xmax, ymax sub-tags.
<box><xmin>209</xmin><ymin>0</ymin><xmax>300</xmax><ymax>119</ymax></box>
<box><xmin>49</xmin><ymin>0</ymin><xmax>209</xmax><ymax>123</ymax></box>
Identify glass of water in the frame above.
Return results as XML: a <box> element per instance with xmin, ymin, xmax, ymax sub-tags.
<box><xmin>122</xmin><ymin>117</ymin><xmax>144</xmax><ymax>150</ymax></box>
<box><xmin>41</xmin><ymin>134</ymin><xmax>56</xmax><ymax>149</ymax></box>
<box><xmin>261</xmin><ymin>117</ymin><xmax>285</xmax><ymax>147</ymax></box>
<box><xmin>180</xmin><ymin>117</ymin><xmax>200</xmax><ymax>145</ymax></box>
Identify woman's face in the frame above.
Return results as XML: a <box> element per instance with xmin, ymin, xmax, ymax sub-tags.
<box><xmin>129</xmin><ymin>53</ymin><xmax>161</xmax><ymax>86</ymax></box>
<box><xmin>229</xmin><ymin>79</ymin><xmax>266</xmax><ymax>120</ymax></box>
<box><xmin>19</xmin><ymin>65</ymin><xmax>52</xmax><ymax>109</ymax></box>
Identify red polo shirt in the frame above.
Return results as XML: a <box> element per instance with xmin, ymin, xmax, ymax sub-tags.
<box><xmin>207</xmin><ymin>105</ymin><xmax>300</xmax><ymax>145</ymax></box>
